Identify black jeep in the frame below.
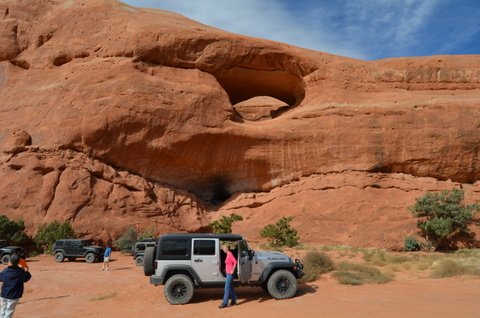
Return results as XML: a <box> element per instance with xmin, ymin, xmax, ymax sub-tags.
<box><xmin>53</xmin><ymin>239</ymin><xmax>104</xmax><ymax>263</ymax></box>
<box><xmin>0</xmin><ymin>240</ymin><xmax>26</xmax><ymax>265</ymax></box>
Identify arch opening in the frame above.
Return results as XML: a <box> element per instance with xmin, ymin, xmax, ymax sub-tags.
<box><xmin>212</xmin><ymin>67</ymin><xmax>305</xmax><ymax>120</ymax></box>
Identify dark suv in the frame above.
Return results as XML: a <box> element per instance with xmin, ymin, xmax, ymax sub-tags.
<box><xmin>0</xmin><ymin>240</ymin><xmax>26</xmax><ymax>265</ymax></box>
<box><xmin>132</xmin><ymin>238</ymin><xmax>156</xmax><ymax>266</ymax></box>
<box><xmin>53</xmin><ymin>239</ymin><xmax>104</xmax><ymax>263</ymax></box>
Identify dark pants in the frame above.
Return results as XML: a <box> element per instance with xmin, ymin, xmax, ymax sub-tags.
<box><xmin>222</xmin><ymin>274</ymin><xmax>237</xmax><ymax>305</ymax></box>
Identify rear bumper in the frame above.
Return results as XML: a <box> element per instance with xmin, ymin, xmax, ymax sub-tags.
<box><xmin>150</xmin><ymin>276</ymin><xmax>162</xmax><ymax>286</ymax></box>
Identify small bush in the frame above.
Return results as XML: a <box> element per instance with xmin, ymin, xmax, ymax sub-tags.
<box><xmin>260</xmin><ymin>216</ymin><xmax>299</xmax><ymax>247</ymax></box>
<box><xmin>332</xmin><ymin>262</ymin><xmax>393</xmax><ymax>285</ymax></box>
<box><xmin>431</xmin><ymin>258</ymin><xmax>480</xmax><ymax>278</ymax></box>
<box><xmin>115</xmin><ymin>227</ymin><xmax>138</xmax><ymax>253</ymax></box>
<box><xmin>301</xmin><ymin>251</ymin><xmax>335</xmax><ymax>282</ymax></box>
<box><xmin>404</xmin><ymin>236</ymin><xmax>421</xmax><ymax>252</ymax></box>
<box><xmin>34</xmin><ymin>221</ymin><xmax>76</xmax><ymax>254</ymax></box>
<box><xmin>362</xmin><ymin>249</ymin><xmax>409</xmax><ymax>266</ymax></box>
<box><xmin>0</xmin><ymin>215</ymin><xmax>30</xmax><ymax>245</ymax></box>
<box><xmin>409</xmin><ymin>188</ymin><xmax>479</xmax><ymax>251</ymax></box>
<box><xmin>210</xmin><ymin>214</ymin><xmax>243</xmax><ymax>234</ymax></box>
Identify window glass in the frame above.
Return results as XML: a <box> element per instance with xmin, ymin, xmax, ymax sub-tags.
<box><xmin>162</xmin><ymin>239</ymin><xmax>188</xmax><ymax>256</ymax></box>
<box><xmin>57</xmin><ymin>241</ymin><xmax>65</xmax><ymax>247</ymax></box>
<box><xmin>65</xmin><ymin>241</ymin><xmax>72</xmax><ymax>247</ymax></box>
<box><xmin>193</xmin><ymin>240</ymin><xmax>215</xmax><ymax>255</ymax></box>
<box><xmin>137</xmin><ymin>243</ymin><xmax>145</xmax><ymax>251</ymax></box>
<box><xmin>73</xmin><ymin>241</ymin><xmax>82</xmax><ymax>247</ymax></box>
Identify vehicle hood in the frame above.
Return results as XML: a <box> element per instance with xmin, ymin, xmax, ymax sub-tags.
<box><xmin>252</xmin><ymin>251</ymin><xmax>292</xmax><ymax>262</ymax></box>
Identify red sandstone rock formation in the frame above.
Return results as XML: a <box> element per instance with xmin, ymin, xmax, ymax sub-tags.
<box><xmin>0</xmin><ymin>0</ymin><xmax>479</xmax><ymax>248</ymax></box>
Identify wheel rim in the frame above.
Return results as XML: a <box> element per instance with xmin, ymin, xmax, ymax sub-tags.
<box><xmin>86</xmin><ymin>255</ymin><xmax>93</xmax><ymax>262</ymax></box>
<box><xmin>276</xmin><ymin>277</ymin><xmax>291</xmax><ymax>294</ymax></box>
<box><xmin>170</xmin><ymin>283</ymin><xmax>187</xmax><ymax>299</ymax></box>
<box><xmin>55</xmin><ymin>254</ymin><xmax>62</xmax><ymax>261</ymax></box>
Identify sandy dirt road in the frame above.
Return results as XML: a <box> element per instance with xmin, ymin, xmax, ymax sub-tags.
<box><xmin>10</xmin><ymin>254</ymin><xmax>480</xmax><ymax>318</ymax></box>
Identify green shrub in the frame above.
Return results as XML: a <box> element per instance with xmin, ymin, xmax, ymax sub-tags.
<box><xmin>34</xmin><ymin>221</ymin><xmax>76</xmax><ymax>254</ymax></box>
<box><xmin>332</xmin><ymin>262</ymin><xmax>393</xmax><ymax>285</ymax></box>
<box><xmin>115</xmin><ymin>227</ymin><xmax>138</xmax><ymax>253</ymax></box>
<box><xmin>260</xmin><ymin>216</ymin><xmax>299</xmax><ymax>247</ymax></box>
<box><xmin>404</xmin><ymin>236</ymin><xmax>421</xmax><ymax>251</ymax></box>
<box><xmin>362</xmin><ymin>249</ymin><xmax>409</xmax><ymax>266</ymax></box>
<box><xmin>139</xmin><ymin>228</ymin><xmax>155</xmax><ymax>240</ymax></box>
<box><xmin>210</xmin><ymin>214</ymin><xmax>243</xmax><ymax>234</ymax></box>
<box><xmin>0</xmin><ymin>215</ymin><xmax>30</xmax><ymax>245</ymax></box>
<box><xmin>301</xmin><ymin>251</ymin><xmax>335</xmax><ymax>282</ymax></box>
<box><xmin>409</xmin><ymin>188</ymin><xmax>479</xmax><ymax>251</ymax></box>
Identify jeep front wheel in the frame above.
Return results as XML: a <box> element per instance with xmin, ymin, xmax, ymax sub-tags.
<box><xmin>1</xmin><ymin>254</ymin><xmax>11</xmax><ymax>265</ymax></box>
<box><xmin>135</xmin><ymin>255</ymin><xmax>144</xmax><ymax>266</ymax></box>
<box><xmin>267</xmin><ymin>270</ymin><xmax>297</xmax><ymax>300</ymax></box>
<box><xmin>85</xmin><ymin>253</ymin><xmax>95</xmax><ymax>263</ymax></box>
<box><xmin>164</xmin><ymin>274</ymin><xmax>194</xmax><ymax>305</ymax></box>
<box><xmin>54</xmin><ymin>252</ymin><xmax>65</xmax><ymax>263</ymax></box>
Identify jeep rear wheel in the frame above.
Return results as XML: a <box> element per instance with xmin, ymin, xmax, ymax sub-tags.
<box><xmin>54</xmin><ymin>252</ymin><xmax>64</xmax><ymax>263</ymax></box>
<box><xmin>135</xmin><ymin>255</ymin><xmax>144</xmax><ymax>266</ymax></box>
<box><xmin>164</xmin><ymin>274</ymin><xmax>194</xmax><ymax>305</ymax></box>
<box><xmin>1</xmin><ymin>254</ymin><xmax>11</xmax><ymax>265</ymax></box>
<box><xmin>143</xmin><ymin>247</ymin><xmax>155</xmax><ymax>276</ymax></box>
<box><xmin>85</xmin><ymin>252</ymin><xmax>95</xmax><ymax>263</ymax></box>
<box><xmin>267</xmin><ymin>270</ymin><xmax>297</xmax><ymax>300</ymax></box>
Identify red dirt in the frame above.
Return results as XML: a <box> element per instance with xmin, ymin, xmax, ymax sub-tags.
<box><xmin>13</xmin><ymin>254</ymin><xmax>480</xmax><ymax>318</ymax></box>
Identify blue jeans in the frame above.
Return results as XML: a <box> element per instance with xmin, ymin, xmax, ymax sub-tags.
<box><xmin>222</xmin><ymin>274</ymin><xmax>237</xmax><ymax>305</ymax></box>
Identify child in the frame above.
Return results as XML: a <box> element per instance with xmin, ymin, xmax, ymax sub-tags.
<box><xmin>0</xmin><ymin>254</ymin><xmax>31</xmax><ymax>318</ymax></box>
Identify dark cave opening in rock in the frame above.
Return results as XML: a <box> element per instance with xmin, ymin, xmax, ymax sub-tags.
<box><xmin>199</xmin><ymin>176</ymin><xmax>232</xmax><ymax>206</ymax></box>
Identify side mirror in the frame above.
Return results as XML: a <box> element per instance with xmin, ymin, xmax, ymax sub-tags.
<box><xmin>248</xmin><ymin>249</ymin><xmax>255</xmax><ymax>260</ymax></box>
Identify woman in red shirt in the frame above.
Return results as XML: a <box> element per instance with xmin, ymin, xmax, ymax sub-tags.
<box><xmin>219</xmin><ymin>244</ymin><xmax>237</xmax><ymax>308</ymax></box>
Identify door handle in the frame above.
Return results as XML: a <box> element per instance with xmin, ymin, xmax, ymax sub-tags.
<box><xmin>194</xmin><ymin>259</ymin><xmax>203</xmax><ymax>263</ymax></box>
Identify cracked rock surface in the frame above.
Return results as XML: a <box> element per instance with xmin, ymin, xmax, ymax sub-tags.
<box><xmin>0</xmin><ymin>0</ymin><xmax>479</xmax><ymax>247</ymax></box>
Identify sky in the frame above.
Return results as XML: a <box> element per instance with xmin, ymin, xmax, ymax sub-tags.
<box><xmin>122</xmin><ymin>0</ymin><xmax>480</xmax><ymax>60</ymax></box>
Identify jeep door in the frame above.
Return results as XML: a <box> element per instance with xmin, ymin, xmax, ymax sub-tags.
<box><xmin>237</xmin><ymin>240</ymin><xmax>252</xmax><ymax>283</ymax></box>
<box><xmin>72</xmin><ymin>240</ymin><xmax>83</xmax><ymax>256</ymax></box>
<box><xmin>191</xmin><ymin>239</ymin><xmax>221</xmax><ymax>282</ymax></box>
<box><xmin>64</xmin><ymin>241</ymin><xmax>72</xmax><ymax>255</ymax></box>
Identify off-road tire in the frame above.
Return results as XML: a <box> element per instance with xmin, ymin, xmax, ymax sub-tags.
<box><xmin>85</xmin><ymin>252</ymin><xmax>95</xmax><ymax>263</ymax></box>
<box><xmin>54</xmin><ymin>252</ymin><xmax>65</xmax><ymax>263</ymax></box>
<box><xmin>143</xmin><ymin>247</ymin><xmax>155</xmax><ymax>276</ymax></box>
<box><xmin>164</xmin><ymin>274</ymin><xmax>194</xmax><ymax>305</ymax></box>
<box><xmin>135</xmin><ymin>255</ymin><xmax>144</xmax><ymax>266</ymax></box>
<box><xmin>1</xmin><ymin>254</ymin><xmax>11</xmax><ymax>265</ymax></box>
<box><xmin>267</xmin><ymin>270</ymin><xmax>297</xmax><ymax>300</ymax></box>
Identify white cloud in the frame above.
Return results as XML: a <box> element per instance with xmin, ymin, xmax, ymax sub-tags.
<box><xmin>123</xmin><ymin>0</ymin><xmax>446</xmax><ymax>60</ymax></box>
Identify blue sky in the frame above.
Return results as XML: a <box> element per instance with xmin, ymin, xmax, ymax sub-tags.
<box><xmin>122</xmin><ymin>0</ymin><xmax>480</xmax><ymax>60</ymax></box>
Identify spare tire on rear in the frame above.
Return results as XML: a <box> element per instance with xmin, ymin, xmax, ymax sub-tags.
<box><xmin>143</xmin><ymin>246</ymin><xmax>156</xmax><ymax>276</ymax></box>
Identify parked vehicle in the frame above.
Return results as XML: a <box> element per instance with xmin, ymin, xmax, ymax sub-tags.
<box><xmin>143</xmin><ymin>233</ymin><xmax>304</xmax><ymax>305</ymax></box>
<box><xmin>53</xmin><ymin>239</ymin><xmax>104</xmax><ymax>263</ymax></box>
<box><xmin>0</xmin><ymin>240</ymin><xmax>26</xmax><ymax>265</ymax></box>
<box><xmin>132</xmin><ymin>238</ymin><xmax>156</xmax><ymax>266</ymax></box>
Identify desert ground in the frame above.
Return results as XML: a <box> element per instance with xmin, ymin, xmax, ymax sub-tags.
<box><xmin>9</xmin><ymin>253</ymin><xmax>480</xmax><ymax>318</ymax></box>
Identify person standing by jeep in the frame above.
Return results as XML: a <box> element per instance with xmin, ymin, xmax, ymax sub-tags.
<box><xmin>0</xmin><ymin>254</ymin><xmax>31</xmax><ymax>318</ymax></box>
<box><xmin>218</xmin><ymin>244</ymin><xmax>237</xmax><ymax>308</ymax></box>
<box><xmin>101</xmin><ymin>242</ymin><xmax>112</xmax><ymax>271</ymax></box>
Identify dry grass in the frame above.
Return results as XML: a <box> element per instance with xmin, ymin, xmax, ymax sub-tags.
<box><xmin>332</xmin><ymin>262</ymin><xmax>393</xmax><ymax>285</ymax></box>
<box><xmin>89</xmin><ymin>292</ymin><xmax>117</xmax><ymax>301</ymax></box>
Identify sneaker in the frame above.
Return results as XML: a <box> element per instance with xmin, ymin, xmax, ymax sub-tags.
<box><xmin>230</xmin><ymin>301</ymin><xmax>238</xmax><ymax>306</ymax></box>
<box><xmin>218</xmin><ymin>303</ymin><xmax>228</xmax><ymax>309</ymax></box>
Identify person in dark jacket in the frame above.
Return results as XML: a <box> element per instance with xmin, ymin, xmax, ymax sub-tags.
<box><xmin>0</xmin><ymin>254</ymin><xmax>31</xmax><ymax>318</ymax></box>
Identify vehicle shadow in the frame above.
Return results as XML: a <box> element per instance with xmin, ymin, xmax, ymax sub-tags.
<box><xmin>190</xmin><ymin>283</ymin><xmax>318</xmax><ymax>305</ymax></box>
